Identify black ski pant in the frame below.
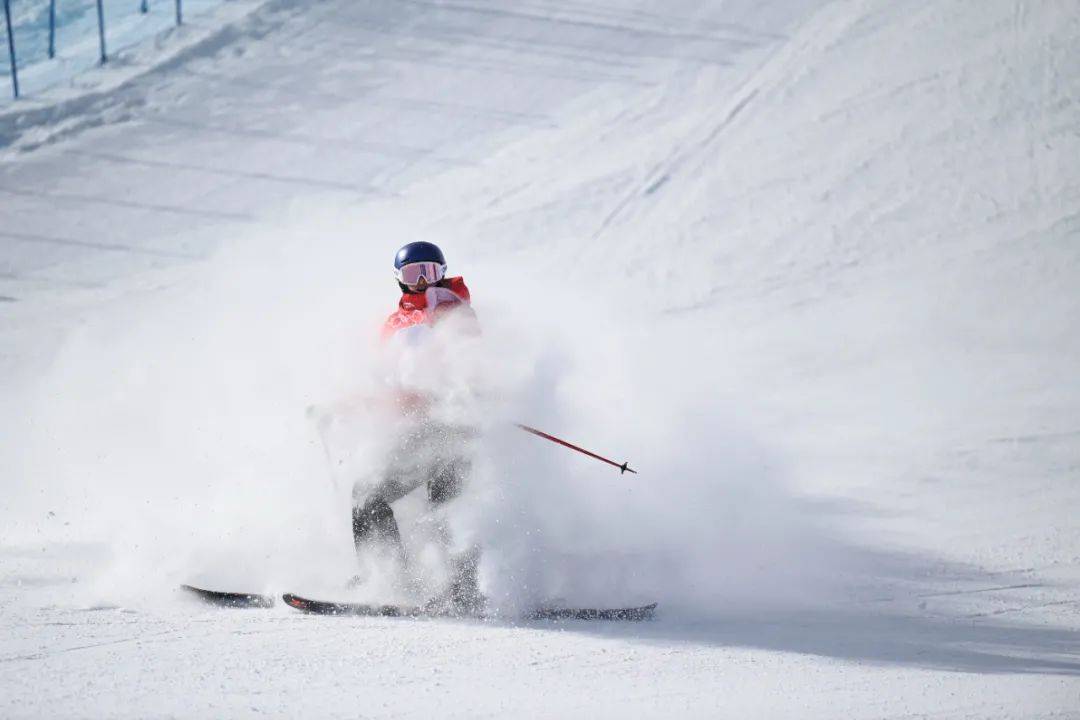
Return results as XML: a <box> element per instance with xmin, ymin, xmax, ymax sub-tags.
<box><xmin>351</xmin><ymin>423</ymin><xmax>471</xmax><ymax>557</ymax></box>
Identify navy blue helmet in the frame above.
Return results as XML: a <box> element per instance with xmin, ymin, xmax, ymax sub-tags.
<box><xmin>394</xmin><ymin>241</ymin><xmax>446</xmax><ymax>270</ymax></box>
<box><xmin>394</xmin><ymin>242</ymin><xmax>447</xmax><ymax>291</ymax></box>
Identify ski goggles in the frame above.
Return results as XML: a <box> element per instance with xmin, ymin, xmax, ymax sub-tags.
<box><xmin>395</xmin><ymin>261</ymin><xmax>447</xmax><ymax>286</ymax></box>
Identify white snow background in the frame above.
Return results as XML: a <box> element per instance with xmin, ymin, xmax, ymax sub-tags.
<box><xmin>1</xmin><ymin>0</ymin><xmax>1078</xmax><ymax>717</ymax></box>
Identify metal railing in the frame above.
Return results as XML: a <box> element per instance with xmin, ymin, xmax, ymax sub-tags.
<box><xmin>3</xmin><ymin>0</ymin><xmax>16</xmax><ymax>98</ymax></box>
<box><xmin>3</xmin><ymin>0</ymin><xmax>186</xmax><ymax>99</ymax></box>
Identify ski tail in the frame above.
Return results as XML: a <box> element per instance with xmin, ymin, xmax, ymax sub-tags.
<box><xmin>181</xmin><ymin>584</ymin><xmax>275</xmax><ymax>609</ymax></box>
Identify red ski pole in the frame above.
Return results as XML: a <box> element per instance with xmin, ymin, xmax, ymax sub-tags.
<box><xmin>516</xmin><ymin>424</ymin><xmax>637</xmax><ymax>475</ymax></box>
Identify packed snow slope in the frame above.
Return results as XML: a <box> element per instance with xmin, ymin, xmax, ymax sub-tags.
<box><xmin>2</xmin><ymin>0</ymin><xmax>1079</xmax><ymax>717</ymax></box>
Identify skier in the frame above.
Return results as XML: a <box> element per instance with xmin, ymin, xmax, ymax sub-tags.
<box><xmin>183</xmin><ymin>245</ymin><xmax>654</xmax><ymax>618</ymax></box>
<box><xmin>380</xmin><ymin>241</ymin><xmax>475</xmax><ymax>342</ymax></box>
<box><xmin>350</xmin><ymin>241</ymin><xmax>481</xmax><ymax>610</ymax></box>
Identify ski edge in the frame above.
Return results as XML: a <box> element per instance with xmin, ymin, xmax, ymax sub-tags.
<box><xmin>282</xmin><ymin>593</ymin><xmax>657</xmax><ymax>621</ymax></box>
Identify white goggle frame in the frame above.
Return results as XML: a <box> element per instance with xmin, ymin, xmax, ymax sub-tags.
<box><xmin>395</xmin><ymin>261</ymin><xmax>446</xmax><ymax>286</ymax></box>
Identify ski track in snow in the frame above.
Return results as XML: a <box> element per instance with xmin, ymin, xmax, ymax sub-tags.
<box><xmin>2</xmin><ymin>0</ymin><xmax>1080</xmax><ymax>717</ymax></box>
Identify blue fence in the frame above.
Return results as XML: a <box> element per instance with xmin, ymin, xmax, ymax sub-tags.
<box><xmin>2</xmin><ymin>0</ymin><xmax>189</xmax><ymax>100</ymax></box>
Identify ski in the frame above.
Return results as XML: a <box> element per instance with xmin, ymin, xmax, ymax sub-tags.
<box><xmin>282</xmin><ymin>593</ymin><xmax>657</xmax><ymax>621</ymax></box>
<box><xmin>181</xmin><ymin>584</ymin><xmax>276</xmax><ymax>609</ymax></box>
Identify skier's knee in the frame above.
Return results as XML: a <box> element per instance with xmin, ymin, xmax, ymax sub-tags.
<box><xmin>352</xmin><ymin>497</ymin><xmax>399</xmax><ymax>548</ymax></box>
<box><xmin>427</xmin><ymin>459</ymin><xmax>467</xmax><ymax>505</ymax></box>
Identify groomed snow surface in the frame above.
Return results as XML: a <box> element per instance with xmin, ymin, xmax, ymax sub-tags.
<box><xmin>2</xmin><ymin>0</ymin><xmax>1079</xmax><ymax>717</ymax></box>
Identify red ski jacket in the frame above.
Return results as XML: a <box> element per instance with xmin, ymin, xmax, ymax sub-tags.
<box><xmin>380</xmin><ymin>276</ymin><xmax>473</xmax><ymax>341</ymax></box>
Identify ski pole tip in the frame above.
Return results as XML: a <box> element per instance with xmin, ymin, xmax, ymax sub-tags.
<box><xmin>620</xmin><ymin>462</ymin><xmax>637</xmax><ymax>475</ymax></box>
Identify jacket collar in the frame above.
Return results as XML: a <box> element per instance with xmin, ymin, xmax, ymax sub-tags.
<box><xmin>398</xmin><ymin>291</ymin><xmax>428</xmax><ymax>311</ymax></box>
